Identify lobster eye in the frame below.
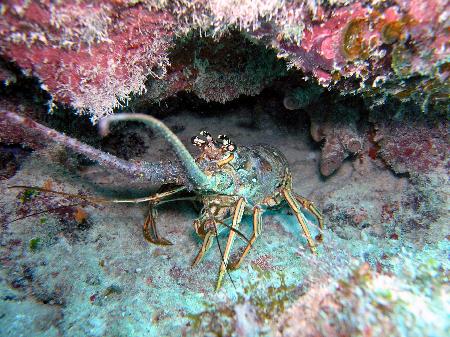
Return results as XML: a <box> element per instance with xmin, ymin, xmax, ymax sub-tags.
<box><xmin>200</xmin><ymin>130</ymin><xmax>213</xmax><ymax>141</ymax></box>
<box><xmin>227</xmin><ymin>144</ymin><xmax>236</xmax><ymax>152</ymax></box>
<box><xmin>191</xmin><ymin>136</ymin><xmax>206</xmax><ymax>146</ymax></box>
<box><xmin>218</xmin><ymin>134</ymin><xmax>230</xmax><ymax>145</ymax></box>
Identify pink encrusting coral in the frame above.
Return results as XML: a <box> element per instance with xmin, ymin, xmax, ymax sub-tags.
<box><xmin>274</xmin><ymin>3</ymin><xmax>370</xmax><ymax>86</ymax></box>
<box><xmin>0</xmin><ymin>1</ymin><xmax>175</xmax><ymax>122</ymax></box>
<box><xmin>241</xmin><ymin>0</ymin><xmax>449</xmax><ymax>91</ymax></box>
<box><xmin>373</xmin><ymin>119</ymin><xmax>449</xmax><ymax>175</ymax></box>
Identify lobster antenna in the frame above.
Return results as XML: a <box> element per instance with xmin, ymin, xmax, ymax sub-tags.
<box><xmin>215</xmin><ymin>219</ymin><xmax>251</xmax><ymax>244</ymax></box>
<box><xmin>99</xmin><ymin>114</ymin><xmax>210</xmax><ymax>189</ymax></box>
<box><xmin>7</xmin><ymin>185</ymin><xmax>173</xmax><ymax>204</ymax></box>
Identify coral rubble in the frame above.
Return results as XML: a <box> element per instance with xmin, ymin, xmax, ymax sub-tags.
<box><xmin>1</xmin><ymin>1</ymin><xmax>174</xmax><ymax>122</ymax></box>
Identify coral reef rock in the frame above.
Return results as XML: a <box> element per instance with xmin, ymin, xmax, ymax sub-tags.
<box><xmin>1</xmin><ymin>1</ymin><xmax>448</xmax><ymax>121</ymax></box>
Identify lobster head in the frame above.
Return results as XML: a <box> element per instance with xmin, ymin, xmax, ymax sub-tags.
<box><xmin>99</xmin><ymin>113</ymin><xmax>238</xmax><ymax>193</ymax></box>
<box><xmin>191</xmin><ymin>131</ymin><xmax>236</xmax><ymax>168</ymax></box>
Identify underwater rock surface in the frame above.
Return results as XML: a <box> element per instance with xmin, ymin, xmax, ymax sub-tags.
<box><xmin>1</xmin><ymin>0</ymin><xmax>449</xmax><ymax>121</ymax></box>
<box><xmin>1</xmin><ymin>99</ymin><xmax>448</xmax><ymax>336</ymax></box>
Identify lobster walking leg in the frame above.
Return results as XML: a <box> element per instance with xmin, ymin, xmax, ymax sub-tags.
<box><xmin>282</xmin><ymin>189</ymin><xmax>317</xmax><ymax>254</ymax></box>
<box><xmin>191</xmin><ymin>231</ymin><xmax>214</xmax><ymax>267</ymax></box>
<box><xmin>228</xmin><ymin>206</ymin><xmax>262</xmax><ymax>271</ymax></box>
<box><xmin>142</xmin><ymin>186</ymin><xmax>186</xmax><ymax>245</ymax></box>
<box><xmin>216</xmin><ymin>197</ymin><xmax>246</xmax><ymax>290</ymax></box>
<box><xmin>295</xmin><ymin>194</ymin><xmax>324</xmax><ymax>242</ymax></box>
<box><xmin>143</xmin><ymin>205</ymin><xmax>172</xmax><ymax>245</ymax></box>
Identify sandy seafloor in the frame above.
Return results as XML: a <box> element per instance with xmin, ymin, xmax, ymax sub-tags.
<box><xmin>0</xmin><ymin>107</ymin><xmax>448</xmax><ymax>337</ymax></box>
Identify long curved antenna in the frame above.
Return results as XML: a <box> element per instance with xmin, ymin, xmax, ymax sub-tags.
<box><xmin>215</xmin><ymin>219</ymin><xmax>251</xmax><ymax>244</ymax></box>
<box><xmin>99</xmin><ymin>113</ymin><xmax>211</xmax><ymax>189</ymax></box>
<box><xmin>0</xmin><ymin>110</ymin><xmax>186</xmax><ymax>186</ymax></box>
<box><xmin>7</xmin><ymin>185</ymin><xmax>186</xmax><ymax>204</ymax></box>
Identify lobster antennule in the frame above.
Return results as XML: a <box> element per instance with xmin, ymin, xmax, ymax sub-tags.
<box><xmin>99</xmin><ymin>113</ymin><xmax>211</xmax><ymax>189</ymax></box>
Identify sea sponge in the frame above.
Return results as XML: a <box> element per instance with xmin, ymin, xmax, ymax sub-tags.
<box><xmin>310</xmin><ymin>104</ymin><xmax>364</xmax><ymax>176</ymax></box>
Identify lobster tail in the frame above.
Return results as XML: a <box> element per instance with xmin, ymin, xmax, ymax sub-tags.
<box><xmin>99</xmin><ymin>113</ymin><xmax>211</xmax><ymax>189</ymax></box>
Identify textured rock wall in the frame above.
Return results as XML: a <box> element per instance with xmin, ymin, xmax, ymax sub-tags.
<box><xmin>1</xmin><ymin>0</ymin><xmax>448</xmax><ymax>122</ymax></box>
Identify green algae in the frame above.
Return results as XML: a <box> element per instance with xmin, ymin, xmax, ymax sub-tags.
<box><xmin>29</xmin><ymin>237</ymin><xmax>41</xmax><ymax>251</ymax></box>
<box><xmin>19</xmin><ymin>188</ymin><xmax>39</xmax><ymax>203</ymax></box>
<box><xmin>246</xmin><ymin>269</ymin><xmax>299</xmax><ymax>321</ymax></box>
<box><xmin>392</xmin><ymin>45</ymin><xmax>414</xmax><ymax>78</ymax></box>
<box><xmin>287</xmin><ymin>84</ymin><xmax>324</xmax><ymax>110</ymax></box>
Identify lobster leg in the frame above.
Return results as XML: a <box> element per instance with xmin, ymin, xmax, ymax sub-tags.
<box><xmin>295</xmin><ymin>194</ymin><xmax>324</xmax><ymax>242</ymax></box>
<box><xmin>191</xmin><ymin>231</ymin><xmax>214</xmax><ymax>267</ymax></box>
<box><xmin>282</xmin><ymin>189</ymin><xmax>317</xmax><ymax>254</ymax></box>
<box><xmin>228</xmin><ymin>206</ymin><xmax>262</xmax><ymax>271</ymax></box>
<box><xmin>143</xmin><ymin>205</ymin><xmax>172</xmax><ymax>245</ymax></box>
<box><xmin>142</xmin><ymin>186</ymin><xmax>187</xmax><ymax>245</ymax></box>
<box><xmin>216</xmin><ymin>197</ymin><xmax>246</xmax><ymax>290</ymax></box>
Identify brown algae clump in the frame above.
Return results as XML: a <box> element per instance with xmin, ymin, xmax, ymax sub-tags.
<box><xmin>381</xmin><ymin>21</ymin><xmax>406</xmax><ymax>44</ymax></box>
<box><xmin>342</xmin><ymin>18</ymin><xmax>369</xmax><ymax>61</ymax></box>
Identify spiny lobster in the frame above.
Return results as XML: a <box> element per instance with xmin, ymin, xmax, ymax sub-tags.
<box><xmin>2</xmin><ymin>111</ymin><xmax>324</xmax><ymax>290</ymax></box>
